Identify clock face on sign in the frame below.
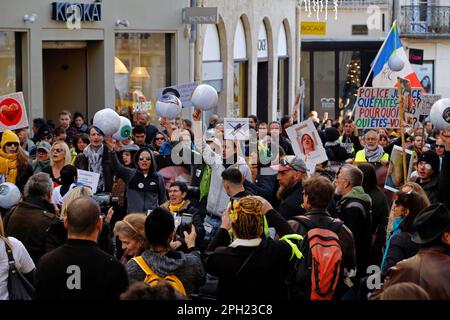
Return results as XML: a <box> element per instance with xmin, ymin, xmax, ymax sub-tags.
<box><xmin>0</xmin><ymin>98</ymin><xmax>23</xmax><ymax>126</ymax></box>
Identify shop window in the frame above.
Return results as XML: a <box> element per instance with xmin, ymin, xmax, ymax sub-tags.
<box><xmin>339</xmin><ymin>51</ymin><xmax>361</xmax><ymax>117</ymax></box>
<box><xmin>0</xmin><ymin>32</ymin><xmax>21</xmax><ymax>96</ymax></box>
<box><xmin>115</xmin><ymin>33</ymin><xmax>171</xmax><ymax>123</ymax></box>
<box><xmin>313</xmin><ymin>51</ymin><xmax>335</xmax><ymax>119</ymax></box>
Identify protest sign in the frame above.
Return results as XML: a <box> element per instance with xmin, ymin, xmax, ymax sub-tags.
<box><xmin>417</xmin><ymin>94</ymin><xmax>441</xmax><ymax>124</ymax></box>
<box><xmin>286</xmin><ymin>119</ymin><xmax>328</xmax><ymax>173</ymax></box>
<box><xmin>384</xmin><ymin>145</ymin><xmax>414</xmax><ymax>192</ymax></box>
<box><xmin>77</xmin><ymin>169</ymin><xmax>100</xmax><ymax>193</ymax></box>
<box><xmin>156</xmin><ymin>82</ymin><xmax>199</xmax><ymax>108</ymax></box>
<box><xmin>224</xmin><ymin>118</ymin><xmax>249</xmax><ymax>140</ymax></box>
<box><xmin>0</xmin><ymin>92</ymin><xmax>29</xmax><ymax>132</ymax></box>
<box><xmin>354</xmin><ymin>87</ymin><xmax>422</xmax><ymax>129</ymax></box>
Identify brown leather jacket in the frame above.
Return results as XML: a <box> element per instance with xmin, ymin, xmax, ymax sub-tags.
<box><xmin>370</xmin><ymin>245</ymin><xmax>450</xmax><ymax>300</ymax></box>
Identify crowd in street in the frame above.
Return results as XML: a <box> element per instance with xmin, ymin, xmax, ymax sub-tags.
<box><xmin>0</xmin><ymin>107</ymin><xmax>449</xmax><ymax>300</ymax></box>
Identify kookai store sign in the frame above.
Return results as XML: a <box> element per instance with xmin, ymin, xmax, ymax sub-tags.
<box><xmin>52</xmin><ymin>2</ymin><xmax>102</xmax><ymax>22</ymax></box>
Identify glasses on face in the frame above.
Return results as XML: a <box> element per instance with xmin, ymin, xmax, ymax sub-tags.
<box><xmin>156</xmin><ymin>137</ymin><xmax>165</xmax><ymax>140</ymax></box>
<box><xmin>5</xmin><ymin>142</ymin><xmax>19</xmax><ymax>147</ymax></box>
<box><xmin>436</xmin><ymin>144</ymin><xmax>445</xmax><ymax>149</ymax></box>
<box><xmin>139</xmin><ymin>157</ymin><xmax>151</xmax><ymax>161</ymax></box>
<box><xmin>52</xmin><ymin>148</ymin><xmax>63</xmax><ymax>153</ymax></box>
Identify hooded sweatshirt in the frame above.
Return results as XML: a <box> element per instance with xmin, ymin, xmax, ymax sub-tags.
<box><xmin>0</xmin><ymin>130</ymin><xmax>21</xmax><ymax>184</ymax></box>
<box><xmin>110</xmin><ymin>147</ymin><xmax>167</xmax><ymax>213</ymax></box>
<box><xmin>126</xmin><ymin>249</ymin><xmax>206</xmax><ymax>296</ymax></box>
<box><xmin>337</xmin><ymin>186</ymin><xmax>373</xmax><ymax>279</ymax></box>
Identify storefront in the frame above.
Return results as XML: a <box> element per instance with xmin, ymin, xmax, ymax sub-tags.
<box><xmin>301</xmin><ymin>41</ymin><xmax>382</xmax><ymax>120</ymax></box>
<box><xmin>0</xmin><ymin>0</ymin><xmax>191</xmax><ymax>124</ymax></box>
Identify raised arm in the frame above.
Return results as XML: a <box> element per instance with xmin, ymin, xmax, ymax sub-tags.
<box><xmin>192</xmin><ymin>109</ymin><xmax>219</xmax><ymax>166</ymax></box>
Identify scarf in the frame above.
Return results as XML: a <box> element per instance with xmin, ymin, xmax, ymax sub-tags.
<box><xmin>83</xmin><ymin>144</ymin><xmax>104</xmax><ymax>192</ymax></box>
<box><xmin>168</xmin><ymin>200</ymin><xmax>186</xmax><ymax>213</ymax></box>
<box><xmin>0</xmin><ymin>150</ymin><xmax>18</xmax><ymax>184</ymax></box>
<box><xmin>381</xmin><ymin>216</ymin><xmax>404</xmax><ymax>270</ymax></box>
<box><xmin>364</xmin><ymin>145</ymin><xmax>385</xmax><ymax>163</ymax></box>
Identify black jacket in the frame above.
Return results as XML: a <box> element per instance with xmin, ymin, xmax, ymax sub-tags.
<box><xmin>340</xmin><ymin>133</ymin><xmax>363</xmax><ymax>157</ymax></box>
<box><xmin>381</xmin><ymin>231</ymin><xmax>420</xmax><ymax>279</ymax></box>
<box><xmin>277</xmin><ymin>182</ymin><xmax>305</xmax><ymax>219</ymax></box>
<box><xmin>204</xmin><ymin>209</ymin><xmax>294</xmax><ymax>300</ymax></box>
<box><xmin>325</xmin><ymin>144</ymin><xmax>350</xmax><ymax>162</ymax></box>
<box><xmin>35</xmin><ymin>239</ymin><xmax>128</xmax><ymax>300</ymax></box>
<box><xmin>74</xmin><ymin>145</ymin><xmax>114</xmax><ymax>193</ymax></box>
<box><xmin>45</xmin><ymin>219</ymin><xmax>114</xmax><ymax>255</ymax></box>
<box><xmin>161</xmin><ymin>199</ymin><xmax>205</xmax><ymax>251</ymax></box>
<box><xmin>335</xmin><ymin>191</ymin><xmax>372</xmax><ymax>280</ymax></box>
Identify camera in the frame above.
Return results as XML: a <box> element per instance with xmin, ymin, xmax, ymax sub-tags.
<box><xmin>91</xmin><ymin>193</ymin><xmax>119</xmax><ymax>211</ymax></box>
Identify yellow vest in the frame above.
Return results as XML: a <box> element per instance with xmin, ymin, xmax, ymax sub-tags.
<box><xmin>354</xmin><ymin>149</ymin><xmax>389</xmax><ymax>163</ymax></box>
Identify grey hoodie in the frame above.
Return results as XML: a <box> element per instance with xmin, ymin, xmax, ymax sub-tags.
<box><xmin>126</xmin><ymin>249</ymin><xmax>206</xmax><ymax>296</ymax></box>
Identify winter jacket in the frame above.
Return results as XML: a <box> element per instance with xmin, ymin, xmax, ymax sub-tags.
<box><xmin>74</xmin><ymin>145</ymin><xmax>114</xmax><ymax>193</ymax></box>
<box><xmin>126</xmin><ymin>248</ymin><xmax>206</xmax><ymax>296</ymax></box>
<box><xmin>370</xmin><ymin>244</ymin><xmax>450</xmax><ymax>300</ymax></box>
<box><xmin>367</xmin><ymin>187</ymin><xmax>390</xmax><ymax>265</ymax></box>
<box><xmin>193</xmin><ymin>120</ymin><xmax>252</xmax><ymax>217</ymax></box>
<box><xmin>161</xmin><ymin>200</ymin><xmax>205</xmax><ymax>250</ymax></box>
<box><xmin>277</xmin><ymin>182</ymin><xmax>305</xmax><ymax>219</ymax></box>
<box><xmin>204</xmin><ymin>209</ymin><xmax>295</xmax><ymax>300</ymax></box>
<box><xmin>110</xmin><ymin>148</ymin><xmax>167</xmax><ymax>214</ymax></box>
<box><xmin>288</xmin><ymin>208</ymin><xmax>357</xmax><ymax>299</ymax></box>
<box><xmin>381</xmin><ymin>231</ymin><xmax>419</xmax><ymax>279</ymax></box>
<box><xmin>32</xmin><ymin>159</ymin><xmax>50</xmax><ymax>174</ymax></box>
<box><xmin>243</xmin><ymin>167</ymin><xmax>278</xmax><ymax>206</ymax></box>
<box><xmin>339</xmin><ymin>134</ymin><xmax>363</xmax><ymax>157</ymax></box>
<box><xmin>335</xmin><ymin>186</ymin><xmax>372</xmax><ymax>279</ymax></box>
<box><xmin>325</xmin><ymin>142</ymin><xmax>350</xmax><ymax>163</ymax></box>
<box><xmin>4</xmin><ymin>197</ymin><xmax>58</xmax><ymax>264</ymax></box>
<box><xmin>45</xmin><ymin>219</ymin><xmax>113</xmax><ymax>255</ymax></box>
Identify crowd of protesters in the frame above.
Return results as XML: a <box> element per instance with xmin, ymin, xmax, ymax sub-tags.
<box><xmin>0</xmin><ymin>107</ymin><xmax>449</xmax><ymax>301</ymax></box>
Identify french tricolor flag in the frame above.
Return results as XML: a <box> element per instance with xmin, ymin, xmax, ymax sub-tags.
<box><xmin>371</xmin><ymin>21</ymin><xmax>425</xmax><ymax>92</ymax></box>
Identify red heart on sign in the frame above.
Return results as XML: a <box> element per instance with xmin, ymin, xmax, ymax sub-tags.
<box><xmin>0</xmin><ymin>98</ymin><xmax>23</xmax><ymax>126</ymax></box>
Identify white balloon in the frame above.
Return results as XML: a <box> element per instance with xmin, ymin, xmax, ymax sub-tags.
<box><xmin>388</xmin><ymin>54</ymin><xmax>405</xmax><ymax>72</ymax></box>
<box><xmin>430</xmin><ymin>98</ymin><xmax>450</xmax><ymax>131</ymax></box>
<box><xmin>191</xmin><ymin>84</ymin><xmax>218</xmax><ymax>111</ymax></box>
<box><xmin>156</xmin><ymin>94</ymin><xmax>182</xmax><ymax>119</ymax></box>
<box><xmin>112</xmin><ymin>116</ymin><xmax>132</xmax><ymax>141</ymax></box>
<box><xmin>93</xmin><ymin>108</ymin><xmax>121</xmax><ymax>136</ymax></box>
<box><xmin>0</xmin><ymin>182</ymin><xmax>21</xmax><ymax>209</ymax></box>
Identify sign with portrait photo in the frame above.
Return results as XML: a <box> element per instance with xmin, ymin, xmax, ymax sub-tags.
<box><xmin>286</xmin><ymin>119</ymin><xmax>328</xmax><ymax>173</ymax></box>
<box><xmin>412</xmin><ymin>61</ymin><xmax>433</xmax><ymax>94</ymax></box>
<box><xmin>384</xmin><ymin>145</ymin><xmax>415</xmax><ymax>193</ymax></box>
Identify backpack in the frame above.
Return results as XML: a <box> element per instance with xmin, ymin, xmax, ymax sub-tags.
<box><xmin>132</xmin><ymin>256</ymin><xmax>187</xmax><ymax>297</ymax></box>
<box><xmin>287</xmin><ymin>215</ymin><xmax>344</xmax><ymax>300</ymax></box>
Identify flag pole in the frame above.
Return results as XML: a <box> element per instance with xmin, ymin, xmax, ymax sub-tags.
<box><xmin>351</xmin><ymin>21</ymin><xmax>397</xmax><ymax>118</ymax></box>
<box><xmin>398</xmin><ymin>77</ymin><xmax>408</xmax><ymax>183</ymax></box>
<box><xmin>362</xmin><ymin>20</ymin><xmax>397</xmax><ymax>88</ymax></box>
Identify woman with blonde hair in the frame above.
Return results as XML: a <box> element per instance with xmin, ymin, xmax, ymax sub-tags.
<box><xmin>204</xmin><ymin>195</ymin><xmax>297</xmax><ymax>300</ymax></box>
<box><xmin>45</xmin><ymin>186</ymin><xmax>113</xmax><ymax>254</ymax></box>
<box><xmin>113</xmin><ymin>214</ymin><xmax>146</xmax><ymax>264</ymax></box>
<box><xmin>0</xmin><ymin>129</ymin><xmax>33</xmax><ymax>192</ymax></box>
<box><xmin>42</xmin><ymin>141</ymin><xmax>71</xmax><ymax>186</ymax></box>
<box><xmin>0</xmin><ymin>215</ymin><xmax>35</xmax><ymax>300</ymax></box>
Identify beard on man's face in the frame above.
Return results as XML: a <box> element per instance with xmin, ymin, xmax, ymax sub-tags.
<box><xmin>276</xmin><ymin>183</ymin><xmax>294</xmax><ymax>200</ymax></box>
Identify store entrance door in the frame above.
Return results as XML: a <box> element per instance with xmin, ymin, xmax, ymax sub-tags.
<box><xmin>43</xmin><ymin>42</ymin><xmax>87</xmax><ymax>123</ymax></box>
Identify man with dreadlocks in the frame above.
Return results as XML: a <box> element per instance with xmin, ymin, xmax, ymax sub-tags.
<box><xmin>203</xmin><ymin>196</ymin><xmax>299</xmax><ymax>300</ymax></box>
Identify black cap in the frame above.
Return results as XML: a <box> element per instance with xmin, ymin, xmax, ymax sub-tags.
<box><xmin>418</xmin><ymin>150</ymin><xmax>440</xmax><ymax>173</ymax></box>
<box><xmin>411</xmin><ymin>203</ymin><xmax>450</xmax><ymax>244</ymax></box>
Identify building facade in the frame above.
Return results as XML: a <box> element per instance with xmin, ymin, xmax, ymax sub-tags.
<box><xmin>300</xmin><ymin>0</ymin><xmax>391</xmax><ymax>119</ymax></box>
<box><xmin>196</xmin><ymin>0</ymin><xmax>299</xmax><ymax>122</ymax></box>
<box><xmin>398</xmin><ymin>0</ymin><xmax>450</xmax><ymax>98</ymax></box>
<box><xmin>0</xmin><ymin>0</ymin><xmax>192</xmax><ymax>124</ymax></box>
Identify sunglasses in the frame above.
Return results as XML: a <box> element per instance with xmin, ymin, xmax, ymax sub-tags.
<box><xmin>436</xmin><ymin>144</ymin><xmax>445</xmax><ymax>148</ymax></box>
<box><xmin>5</xmin><ymin>142</ymin><xmax>19</xmax><ymax>147</ymax></box>
<box><xmin>139</xmin><ymin>157</ymin><xmax>151</xmax><ymax>161</ymax></box>
<box><xmin>155</xmin><ymin>137</ymin><xmax>165</xmax><ymax>141</ymax></box>
<box><xmin>52</xmin><ymin>148</ymin><xmax>63</xmax><ymax>153</ymax></box>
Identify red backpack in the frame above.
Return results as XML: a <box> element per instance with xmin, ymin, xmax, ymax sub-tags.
<box><xmin>290</xmin><ymin>215</ymin><xmax>343</xmax><ymax>300</ymax></box>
